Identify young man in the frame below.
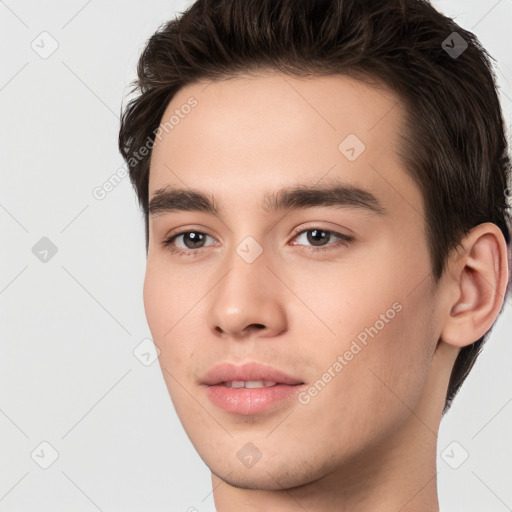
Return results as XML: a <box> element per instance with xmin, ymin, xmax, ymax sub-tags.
<box><xmin>118</xmin><ymin>1</ymin><xmax>511</xmax><ymax>510</ymax></box>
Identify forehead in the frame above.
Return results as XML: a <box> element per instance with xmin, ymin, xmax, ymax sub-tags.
<box><xmin>148</xmin><ymin>72</ymin><xmax>422</xmax><ymax>220</ymax></box>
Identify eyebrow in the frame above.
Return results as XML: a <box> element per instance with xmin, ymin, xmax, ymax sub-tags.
<box><xmin>148</xmin><ymin>182</ymin><xmax>387</xmax><ymax>217</ymax></box>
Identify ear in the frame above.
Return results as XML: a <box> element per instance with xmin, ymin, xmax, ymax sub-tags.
<box><xmin>440</xmin><ymin>222</ymin><xmax>510</xmax><ymax>348</ymax></box>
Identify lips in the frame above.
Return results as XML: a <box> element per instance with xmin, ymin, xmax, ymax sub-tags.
<box><xmin>201</xmin><ymin>361</ymin><xmax>306</xmax><ymax>415</ymax></box>
<box><xmin>201</xmin><ymin>361</ymin><xmax>304</xmax><ymax>386</ymax></box>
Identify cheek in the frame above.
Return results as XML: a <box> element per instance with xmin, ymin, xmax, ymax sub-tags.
<box><xmin>142</xmin><ymin>263</ymin><xmax>167</xmax><ymax>338</ymax></box>
<box><xmin>302</xmin><ymin>297</ymin><xmax>435</xmax><ymax>455</ymax></box>
<box><xmin>143</xmin><ymin>261</ymin><xmax>184</xmax><ymax>358</ymax></box>
<box><xmin>143</xmin><ymin>252</ymin><xmax>197</xmax><ymax>335</ymax></box>
<box><xmin>143</xmin><ymin>259</ymin><xmax>205</xmax><ymax>380</ymax></box>
<box><xmin>306</xmin><ymin>242</ymin><xmax>436</xmax><ymax>413</ymax></box>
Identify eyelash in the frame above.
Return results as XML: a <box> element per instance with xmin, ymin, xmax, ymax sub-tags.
<box><xmin>160</xmin><ymin>227</ymin><xmax>353</xmax><ymax>258</ymax></box>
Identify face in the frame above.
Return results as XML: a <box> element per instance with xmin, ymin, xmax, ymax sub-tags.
<box><xmin>144</xmin><ymin>72</ymin><xmax>444</xmax><ymax>489</ymax></box>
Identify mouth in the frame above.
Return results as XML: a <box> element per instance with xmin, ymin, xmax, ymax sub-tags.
<box><xmin>201</xmin><ymin>362</ymin><xmax>305</xmax><ymax>415</ymax></box>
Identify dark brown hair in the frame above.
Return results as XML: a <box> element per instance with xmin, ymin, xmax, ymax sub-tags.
<box><xmin>119</xmin><ymin>0</ymin><xmax>511</xmax><ymax>414</ymax></box>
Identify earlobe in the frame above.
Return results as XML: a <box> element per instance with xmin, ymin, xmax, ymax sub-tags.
<box><xmin>440</xmin><ymin>222</ymin><xmax>509</xmax><ymax>349</ymax></box>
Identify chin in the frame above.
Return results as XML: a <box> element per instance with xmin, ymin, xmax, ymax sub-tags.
<box><xmin>207</xmin><ymin>453</ymin><xmax>327</xmax><ymax>491</ymax></box>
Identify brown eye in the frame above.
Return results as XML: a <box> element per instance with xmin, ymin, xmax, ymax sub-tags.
<box><xmin>305</xmin><ymin>229</ymin><xmax>331</xmax><ymax>246</ymax></box>
<box><xmin>292</xmin><ymin>228</ymin><xmax>353</xmax><ymax>251</ymax></box>
<box><xmin>178</xmin><ymin>231</ymin><xmax>207</xmax><ymax>249</ymax></box>
<box><xmin>161</xmin><ymin>230</ymin><xmax>216</xmax><ymax>257</ymax></box>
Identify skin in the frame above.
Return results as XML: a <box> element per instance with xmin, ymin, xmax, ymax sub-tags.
<box><xmin>144</xmin><ymin>72</ymin><xmax>509</xmax><ymax>511</ymax></box>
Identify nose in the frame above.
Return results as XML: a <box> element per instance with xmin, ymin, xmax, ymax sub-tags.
<box><xmin>206</xmin><ymin>249</ymin><xmax>288</xmax><ymax>339</ymax></box>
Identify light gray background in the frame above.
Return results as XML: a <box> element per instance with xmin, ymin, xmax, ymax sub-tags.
<box><xmin>1</xmin><ymin>1</ymin><xmax>511</xmax><ymax>511</ymax></box>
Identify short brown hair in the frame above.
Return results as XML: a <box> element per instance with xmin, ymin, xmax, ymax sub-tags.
<box><xmin>119</xmin><ymin>0</ymin><xmax>511</xmax><ymax>414</ymax></box>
